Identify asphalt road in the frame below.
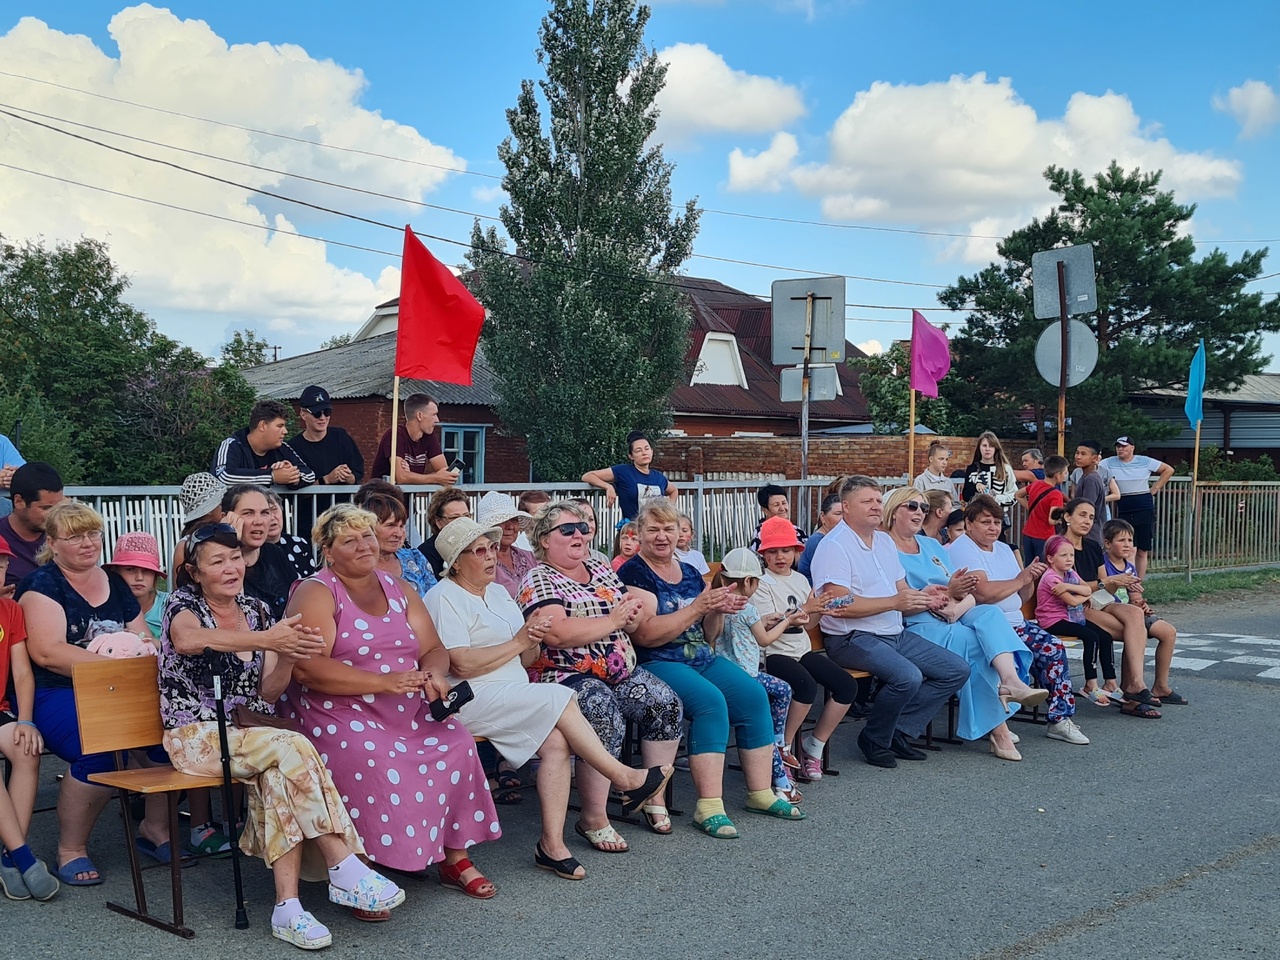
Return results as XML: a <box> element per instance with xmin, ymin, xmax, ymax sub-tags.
<box><xmin>8</xmin><ymin>590</ymin><xmax>1279</xmax><ymax>960</ymax></box>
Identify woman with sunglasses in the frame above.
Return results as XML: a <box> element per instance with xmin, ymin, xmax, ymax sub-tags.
<box><xmin>160</xmin><ymin>522</ymin><xmax>404</xmax><ymax>949</ymax></box>
<box><xmin>517</xmin><ymin>502</ymin><xmax>683</xmax><ymax>848</ymax></box>
<box><xmin>284</xmin><ymin>505</ymin><xmax>502</xmax><ymax>901</ymax></box>
<box><xmin>424</xmin><ymin>517</ymin><xmax>671</xmax><ymax>881</ymax></box>
<box><xmin>881</xmin><ymin>486</ymin><xmax>1045</xmax><ymax>761</ymax></box>
<box><xmin>17</xmin><ymin>501</ymin><xmax>173</xmax><ymax>887</ymax></box>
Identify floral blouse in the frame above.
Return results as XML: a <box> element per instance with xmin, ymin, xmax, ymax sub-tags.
<box><xmin>395</xmin><ymin>547</ymin><xmax>438</xmax><ymax>598</ymax></box>
<box><xmin>158</xmin><ymin>586</ymin><xmax>276</xmax><ymax>729</ymax></box>
<box><xmin>616</xmin><ymin>556</ymin><xmax>714</xmax><ymax>667</ymax></box>
<box><xmin>517</xmin><ymin>557</ymin><xmax>637</xmax><ymax>685</ymax></box>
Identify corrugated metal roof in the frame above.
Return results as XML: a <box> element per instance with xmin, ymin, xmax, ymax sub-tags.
<box><xmin>1146</xmin><ymin>373</ymin><xmax>1280</xmax><ymax>407</ymax></box>
<box><xmin>242</xmin><ymin>333</ymin><xmax>499</xmax><ymax>406</ymax></box>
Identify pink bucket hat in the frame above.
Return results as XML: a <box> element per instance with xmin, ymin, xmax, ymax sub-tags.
<box><xmin>105</xmin><ymin>532</ymin><xmax>166</xmax><ymax>577</ymax></box>
<box><xmin>757</xmin><ymin>515</ymin><xmax>802</xmax><ymax>552</ymax></box>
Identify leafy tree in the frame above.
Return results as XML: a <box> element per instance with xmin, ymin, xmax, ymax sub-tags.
<box><xmin>319</xmin><ymin>332</ymin><xmax>354</xmax><ymax>350</ymax></box>
<box><xmin>467</xmin><ymin>0</ymin><xmax>699</xmax><ymax>480</ymax></box>
<box><xmin>221</xmin><ymin>329</ymin><xmax>272</xmax><ymax>368</ymax></box>
<box><xmin>0</xmin><ymin>234</ymin><xmax>258</xmax><ymax>484</ymax></box>
<box><xmin>850</xmin><ymin>342</ymin><xmax>975</xmax><ymax>435</ymax></box>
<box><xmin>938</xmin><ymin>163</ymin><xmax>1280</xmax><ymax>448</ymax></box>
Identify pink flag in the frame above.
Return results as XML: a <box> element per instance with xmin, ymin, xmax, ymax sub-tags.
<box><xmin>909</xmin><ymin>310</ymin><xmax>951</xmax><ymax>398</ymax></box>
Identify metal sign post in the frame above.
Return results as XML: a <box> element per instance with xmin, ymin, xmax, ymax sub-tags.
<box><xmin>772</xmin><ymin>277</ymin><xmax>844</xmax><ymax>480</ymax></box>
<box><xmin>1032</xmin><ymin>244</ymin><xmax>1097</xmax><ymax>454</ymax></box>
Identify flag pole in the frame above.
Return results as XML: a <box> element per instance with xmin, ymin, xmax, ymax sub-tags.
<box><xmin>389</xmin><ymin>375</ymin><xmax>401</xmax><ymax>485</ymax></box>
<box><xmin>1185</xmin><ymin>417</ymin><xmax>1202</xmax><ymax>584</ymax></box>
<box><xmin>907</xmin><ymin>387</ymin><xmax>917</xmax><ymax>478</ymax></box>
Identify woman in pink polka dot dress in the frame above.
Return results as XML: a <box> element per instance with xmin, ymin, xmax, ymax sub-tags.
<box><xmin>283</xmin><ymin>505</ymin><xmax>501</xmax><ymax>901</ymax></box>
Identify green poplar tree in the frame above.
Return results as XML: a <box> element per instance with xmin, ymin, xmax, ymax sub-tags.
<box><xmin>467</xmin><ymin>0</ymin><xmax>699</xmax><ymax>480</ymax></box>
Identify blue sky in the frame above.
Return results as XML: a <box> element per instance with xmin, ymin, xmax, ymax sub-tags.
<box><xmin>1</xmin><ymin>1</ymin><xmax>1277</xmax><ymax>365</ymax></box>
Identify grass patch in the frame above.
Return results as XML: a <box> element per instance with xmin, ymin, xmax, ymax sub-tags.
<box><xmin>1144</xmin><ymin>568</ymin><xmax>1280</xmax><ymax>605</ymax></box>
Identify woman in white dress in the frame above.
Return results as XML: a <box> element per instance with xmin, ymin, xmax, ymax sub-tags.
<box><xmin>423</xmin><ymin>519</ymin><xmax>672</xmax><ymax>882</ymax></box>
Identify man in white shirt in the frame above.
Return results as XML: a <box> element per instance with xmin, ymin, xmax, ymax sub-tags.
<box><xmin>947</xmin><ymin>495</ymin><xmax>1089</xmax><ymax>745</ymax></box>
<box><xmin>1101</xmin><ymin>437</ymin><xmax>1174</xmax><ymax>578</ymax></box>
<box><xmin>810</xmin><ymin>476</ymin><xmax>970</xmax><ymax>768</ymax></box>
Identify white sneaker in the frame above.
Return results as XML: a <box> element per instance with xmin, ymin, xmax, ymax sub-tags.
<box><xmin>1046</xmin><ymin>718</ymin><xmax>1089</xmax><ymax>745</ymax></box>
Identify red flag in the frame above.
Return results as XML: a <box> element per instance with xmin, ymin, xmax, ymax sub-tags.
<box><xmin>395</xmin><ymin>226</ymin><xmax>485</xmax><ymax>384</ymax></box>
<box><xmin>909</xmin><ymin>309</ymin><xmax>951</xmax><ymax>398</ymax></box>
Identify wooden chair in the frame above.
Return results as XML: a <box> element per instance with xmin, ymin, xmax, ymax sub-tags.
<box><xmin>73</xmin><ymin>656</ymin><xmax>224</xmax><ymax>940</ymax></box>
<box><xmin>796</xmin><ymin>623</ymin><xmax>876</xmax><ymax>775</ymax></box>
<box><xmin>703</xmin><ymin>561</ymin><xmax>722</xmax><ymax>585</ymax></box>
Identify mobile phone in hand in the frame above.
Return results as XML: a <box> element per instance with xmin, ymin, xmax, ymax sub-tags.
<box><xmin>447</xmin><ymin>458</ymin><xmax>466</xmax><ymax>475</ymax></box>
<box><xmin>429</xmin><ymin>680</ymin><xmax>474</xmax><ymax>721</ymax></box>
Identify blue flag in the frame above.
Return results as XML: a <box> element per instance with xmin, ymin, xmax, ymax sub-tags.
<box><xmin>1184</xmin><ymin>339</ymin><xmax>1206</xmax><ymax>427</ymax></box>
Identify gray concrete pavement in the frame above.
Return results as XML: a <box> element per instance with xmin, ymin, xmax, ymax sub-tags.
<box><xmin>8</xmin><ymin>591</ymin><xmax>1279</xmax><ymax>959</ymax></box>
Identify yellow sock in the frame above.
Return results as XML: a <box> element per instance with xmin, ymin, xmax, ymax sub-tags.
<box><xmin>747</xmin><ymin>789</ymin><xmax>779</xmax><ymax>810</ymax></box>
<box><xmin>694</xmin><ymin>797</ymin><xmax>726</xmax><ymax>822</ymax></box>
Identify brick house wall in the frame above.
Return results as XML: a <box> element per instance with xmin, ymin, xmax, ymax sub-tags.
<box><xmin>653</xmin><ymin>434</ymin><xmax>1027</xmax><ymax>481</ymax></box>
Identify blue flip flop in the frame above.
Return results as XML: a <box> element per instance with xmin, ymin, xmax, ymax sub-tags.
<box><xmin>56</xmin><ymin>856</ymin><xmax>104</xmax><ymax>886</ymax></box>
<box><xmin>135</xmin><ymin>836</ymin><xmax>194</xmax><ymax>867</ymax></box>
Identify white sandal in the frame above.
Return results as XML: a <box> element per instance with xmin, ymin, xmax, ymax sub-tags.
<box><xmin>272</xmin><ymin>910</ymin><xmax>333</xmax><ymax>951</ymax></box>
<box><xmin>640</xmin><ymin>803</ymin><xmax>673</xmax><ymax>834</ymax></box>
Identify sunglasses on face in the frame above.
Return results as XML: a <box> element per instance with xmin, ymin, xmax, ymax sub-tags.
<box><xmin>554</xmin><ymin>522</ymin><xmax>591</xmax><ymax>537</ymax></box>
<box><xmin>464</xmin><ymin>542</ymin><xmax>497</xmax><ymax>560</ymax></box>
<box><xmin>902</xmin><ymin>501</ymin><xmax>926</xmax><ymax>513</ymax></box>
<box><xmin>309</xmin><ymin>408</ymin><xmax>332</xmax><ymax>418</ymax></box>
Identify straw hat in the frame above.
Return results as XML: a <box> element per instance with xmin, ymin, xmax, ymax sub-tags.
<box><xmin>436</xmin><ymin>518</ymin><xmax>501</xmax><ymax>573</ymax></box>
<box><xmin>474</xmin><ymin>491</ymin><xmax>531</xmax><ymax>528</ymax></box>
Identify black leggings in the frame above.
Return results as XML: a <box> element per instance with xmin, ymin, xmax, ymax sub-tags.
<box><xmin>1044</xmin><ymin>619</ymin><xmax>1115</xmax><ymax>682</ymax></box>
<box><xmin>765</xmin><ymin>651</ymin><xmax>859</xmax><ymax>706</ymax></box>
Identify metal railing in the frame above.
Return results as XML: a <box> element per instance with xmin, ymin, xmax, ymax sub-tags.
<box><xmin>61</xmin><ymin>475</ymin><xmax>1279</xmax><ymax>574</ymax></box>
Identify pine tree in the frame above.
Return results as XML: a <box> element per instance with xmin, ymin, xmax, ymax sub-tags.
<box><xmin>939</xmin><ymin>163</ymin><xmax>1280</xmax><ymax>446</ymax></box>
<box><xmin>467</xmin><ymin>0</ymin><xmax>699</xmax><ymax>480</ymax></box>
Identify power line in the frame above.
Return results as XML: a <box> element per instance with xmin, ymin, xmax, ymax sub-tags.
<box><xmin>3</xmin><ymin>69</ymin><xmax>1275</xmax><ymax>247</ymax></box>
<box><xmin>0</xmin><ymin>101</ymin><xmax>504</xmax><ymax>223</ymax></box>
<box><xmin>0</xmin><ymin>107</ymin><xmax>954</xmax><ymax>291</ymax></box>
<box><xmin>0</xmin><ymin>69</ymin><xmax>495</xmax><ymax>179</ymax></box>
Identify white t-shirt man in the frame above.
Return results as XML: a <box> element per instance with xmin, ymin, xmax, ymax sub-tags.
<box><xmin>946</xmin><ymin>533</ymin><xmax>1023</xmax><ymax>628</ymax></box>
<box><xmin>1101</xmin><ymin>455</ymin><xmax>1167</xmax><ymax>496</ymax></box>
<box><xmin>810</xmin><ymin>521</ymin><xmax>905</xmax><ymax>638</ymax></box>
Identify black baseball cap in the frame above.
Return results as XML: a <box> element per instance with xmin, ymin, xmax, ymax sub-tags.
<box><xmin>300</xmin><ymin>385</ymin><xmax>331</xmax><ymax>412</ymax></box>
<box><xmin>1114</xmin><ymin>436</ymin><xmax>1133</xmax><ymax>447</ymax></box>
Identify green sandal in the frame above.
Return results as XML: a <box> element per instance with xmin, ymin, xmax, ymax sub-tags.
<box><xmin>693</xmin><ymin>813</ymin><xmax>739</xmax><ymax>839</ymax></box>
<box><xmin>747</xmin><ymin>797</ymin><xmax>806</xmax><ymax>820</ymax></box>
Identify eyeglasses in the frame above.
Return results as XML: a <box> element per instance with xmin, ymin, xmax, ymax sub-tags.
<box><xmin>902</xmin><ymin>501</ymin><xmax>926</xmax><ymax>513</ymax></box>
<box><xmin>309</xmin><ymin>408</ymin><xmax>332</xmax><ymax>417</ymax></box>
<box><xmin>56</xmin><ymin>530</ymin><xmax>104</xmax><ymax>545</ymax></box>
<box><xmin>553</xmin><ymin>522</ymin><xmax>591</xmax><ymax>537</ymax></box>
<box><xmin>189</xmin><ymin>523</ymin><xmax>238</xmax><ymax>547</ymax></box>
<box><xmin>463</xmin><ymin>542</ymin><xmax>497</xmax><ymax>560</ymax></box>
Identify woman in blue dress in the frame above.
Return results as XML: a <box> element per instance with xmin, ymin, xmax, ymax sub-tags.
<box><xmin>881</xmin><ymin>486</ymin><xmax>1047</xmax><ymax>761</ymax></box>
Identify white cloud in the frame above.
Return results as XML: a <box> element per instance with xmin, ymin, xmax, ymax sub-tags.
<box><xmin>727</xmin><ymin>132</ymin><xmax>799</xmax><ymax>192</ymax></box>
<box><xmin>0</xmin><ymin>5</ymin><xmax>462</xmax><ymax>353</ymax></box>
<box><xmin>855</xmin><ymin>338</ymin><xmax>885</xmax><ymax>355</ymax></box>
<box><xmin>655</xmin><ymin>42</ymin><xmax>805</xmax><ymax>143</ymax></box>
<box><xmin>1214</xmin><ymin>79</ymin><xmax>1280</xmax><ymax>138</ymax></box>
<box><xmin>472</xmin><ymin>184</ymin><xmax>506</xmax><ymax>203</ymax></box>
<box><xmin>738</xmin><ymin>73</ymin><xmax>1242</xmax><ymax>262</ymax></box>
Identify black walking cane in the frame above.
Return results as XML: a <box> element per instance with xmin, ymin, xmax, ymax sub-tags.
<box><xmin>204</xmin><ymin>647</ymin><xmax>250</xmax><ymax>929</ymax></box>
